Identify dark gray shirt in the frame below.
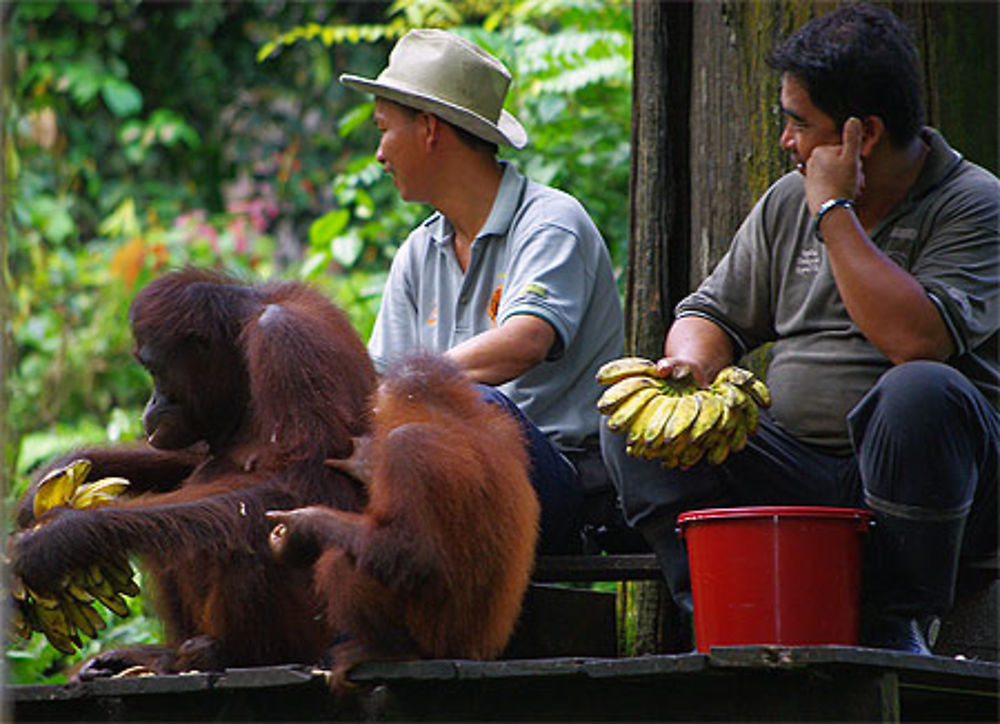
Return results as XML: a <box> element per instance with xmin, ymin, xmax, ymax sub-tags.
<box><xmin>677</xmin><ymin>128</ymin><xmax>999</xmax><ymax>451</ymax></box>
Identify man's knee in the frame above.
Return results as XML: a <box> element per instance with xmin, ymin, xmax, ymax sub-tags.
<box><xmin>599</xmin><ymin>423</ymin><xmax>722</xmax><ymax>530</ymax></box>
<box><xmin>849</xmin><ymin>361</ymin><xmax>979</xmax><ymax>447</ymax></box>
<box><xmin>867</xmin><ymin>361</ymin><xmax>969</xmax><ymax>418</ymax></box>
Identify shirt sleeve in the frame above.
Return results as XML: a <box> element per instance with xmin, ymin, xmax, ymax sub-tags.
<box><xmin>912</xmin><ymin>170</ymin><xmax>1000</xmax><ymax>356</ymax></box>
<box><xmin>367</xmin><ymin>240</ymin><xmax>420</xmax><ymax>374</ymax></box>
<box><xmin>496</xmin><ymin>222</ymin><xmax>589</xmax><ymax>360</ymax></box>
<box><xmin>675</xmin><ymin>188</ymin><xmax>781</xmax><ymax>357</ymax></box>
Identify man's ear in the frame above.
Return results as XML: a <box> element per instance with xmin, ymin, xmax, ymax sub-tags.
<box><xmin>418</xmin><ymin>112</ymin><xmax>440</xmax><ymax>150</ymax></box>
<box><xmin>859</xmin><ymin>115</ymin><xmax>885</xmax><ymax>158</ymax></box>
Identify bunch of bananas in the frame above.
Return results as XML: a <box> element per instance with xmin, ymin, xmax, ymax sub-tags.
<box><xmin>9</xmin><ymin>459</ymin><xmax>140</xmax><ymax>654</ymax></box>
<box><xmin>596</xmin><ymin>357</ymin><xmax>772</xmax><ymax>469</ymax></box>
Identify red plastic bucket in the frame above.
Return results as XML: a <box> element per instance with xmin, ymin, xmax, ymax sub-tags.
<box><xmin>677</xmin><ymin>506</ymin><xmax>872</xmax><ymax>652</ymax></box>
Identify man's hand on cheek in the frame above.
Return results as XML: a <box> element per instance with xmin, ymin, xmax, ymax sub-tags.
<box><xmin>804</xmin><ymin>117</ymin><xmax>865</xmax><ymax>213</ymax></box>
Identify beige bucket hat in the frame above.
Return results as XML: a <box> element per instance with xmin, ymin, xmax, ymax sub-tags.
<box><xmin>339</xmin><ymin>29</ymin><xmax>528</xmax><ymax>149</ymax></box>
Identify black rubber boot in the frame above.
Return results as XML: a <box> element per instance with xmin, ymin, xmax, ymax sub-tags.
<box><xmin>864</xmin><ymin>614</ymin><xmax>941</xmax><ymax>655</ymax></box>
<box><xmin>639</xmin><ymin>515</ymin><xmax>695</xmax><ymax>615</ymax></box>
<box><xmin>636</xmin><ymin>515</ymin><xmax>696</xmax><ymax>653</ymax></box>
<box><xmin>862</xmin><ymin>503</ymin><xmax>966</xmax><ymax>655</ymax></box>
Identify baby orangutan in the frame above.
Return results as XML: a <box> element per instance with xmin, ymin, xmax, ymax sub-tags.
<box><xmin>267</xmin><ymin>354</ymin><xmax>539</xmax><ymax>690</ymax></box>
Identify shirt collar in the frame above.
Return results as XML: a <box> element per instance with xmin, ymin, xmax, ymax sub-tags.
<box><xmin>908</xmin><ymin>127</ymin><xmax>963</xmax><ymax>202</ymax></box>
<box><xmin>425</xmin><ymin>161</ymin><xmax>526</xmax><ymax>247</ymax></box>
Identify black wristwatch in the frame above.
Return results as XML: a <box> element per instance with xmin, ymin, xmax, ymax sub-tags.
<box><xmin>811</xmin><ymin>198</ymin><xmax>855</xmax><ymax>243</ymax></box>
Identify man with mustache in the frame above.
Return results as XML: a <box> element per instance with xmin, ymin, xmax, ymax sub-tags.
<box><xmin>602</xmin><ymin>3</ymin><xmax>998</xmax><ymax>654</ymax></box>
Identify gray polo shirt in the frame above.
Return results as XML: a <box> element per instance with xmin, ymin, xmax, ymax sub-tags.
<box><xmin>368</xmin><ymin>162</ymin><xmax>624</xmax><ymax>450</ymax></box>
<box><xmin>677</xmin><ymin>128</ymin><xmax>999</xmax><ymax>452</ymax></box>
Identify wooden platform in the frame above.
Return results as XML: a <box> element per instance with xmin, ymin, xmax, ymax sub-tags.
<box><xmin>8</xmin><ymin>647</ymin><xmax>998</xmax><ymax>722</ymax></box>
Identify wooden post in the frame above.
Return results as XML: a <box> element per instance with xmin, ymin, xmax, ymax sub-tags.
<box><xmin>628</xmin><ymin>0</ymin><xmax>693</xmax><ymax>655</ymax></box>
<box><xmin>628</xmin><ymin>0</ymin><xmax>691</xmax><ymax>353</ymax></box>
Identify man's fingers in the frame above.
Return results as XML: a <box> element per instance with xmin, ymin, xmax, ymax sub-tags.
<box><xmin>842</xmin><ymin>116</ymin><xmax>863</xmax><ymax>158</ymax></box>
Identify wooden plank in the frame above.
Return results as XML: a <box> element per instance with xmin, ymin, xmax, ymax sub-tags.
<box><xmin>9</xmin><ymin>649</ymin><xmax>998</xmax><ymax>722</ymax></box>
<box><xmin>532</xmin><ymin>554</ymin><xmax>662</xmax><ymax>582</ymax></box>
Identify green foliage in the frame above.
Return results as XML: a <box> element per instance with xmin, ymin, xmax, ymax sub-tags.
<box><xmin>277</xmin><ymin>0</ymin><xmax>633</xmax><ymax>297</ymax></box>
<box><xmin>4</xmin><ymin>0</ymin><xmax>632</xmax><ymax>682</ymax></box>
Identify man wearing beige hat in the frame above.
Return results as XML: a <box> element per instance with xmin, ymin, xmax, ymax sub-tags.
<box><xmin>340</xmin><ymin>29</ymin><xmax>625</xmax><ymax>554</ymax></box>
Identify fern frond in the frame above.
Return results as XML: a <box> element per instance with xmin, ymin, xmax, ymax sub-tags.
<box><xmin>257</xmin><ymin>23</ymin><xmax>404</xmax><ymax>63</ymax></box>
<box><xmin>530</xmin><ymin>57</ymin><xmax>631</xmax><ymax>96</ymax></box>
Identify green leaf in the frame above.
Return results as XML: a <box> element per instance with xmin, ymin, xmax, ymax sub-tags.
<box><xmin>67</xmin><ymin>2</ymin><xmax>99</xmax><ymax>21</ymax></box>
<box><xmin>331</xmin><ymin>235</ymin><xmax>363</xmax><ymax>268</ymax></box>
<box><xmin>301</xmin><ymin>250</ymin><xmax>331</xmax><ymax>279</ymax></box>
<box><xmin>119</xmin><ymin>119</ymin><xmax>144</xmax><ymax>145</ymax></box>
<box><xmin>62</xmin><ymin>63</ymin><xmax>102</xmax><ymax>105</ymax></box>
<box><xmin>309</xmin><ymin>209</ymin><xmax>350</xmax><ymax>247</ymax></box>
<box><xmin>26</xmin><ymin>195</ymin><xmax>76</xmax><ymax>245</ymax></box>
<box><xmin>337</xmin><ymin>102</ymin><xmax>373</xmax><ymax>138</ymax></box>
<box><xmin>256</xmin><ymin>39</ymin><xmax>279</xmax><ymax>63</ymax></box>
<box><xmin>15</xmin><ymin>1</ymin><xmax>58</xmax><ymax>20</ymax></box>
<box><xmin>98</xmin><ymin>198</ymin><xmax>140</xmax><ymax>239</ymax></box>
<box><xmin>101</xmin><ymin>77</ymin><xmax>143</xmax><ymax>117</ymax></box>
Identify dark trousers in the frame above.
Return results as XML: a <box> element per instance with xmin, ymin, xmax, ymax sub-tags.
<box><xmin>479</xmin><ymin>385</ymin><xmax>584</xmax><ymax>554</ymax></box>
<box><xmin>600</xmin><ymin>361</ymin><xmax>999</xmax><ymax>611</ymax></box>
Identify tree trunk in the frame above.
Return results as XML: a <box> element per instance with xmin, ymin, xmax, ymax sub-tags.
<box><xmin>897</xmin><ymin>1</ymin><xmax>998</xmax><ymax>173</ymax></box>
<box><xmin>627</xmin><ymin>0</ymin><xmax>691</xmax><ymax>359</ymax></box>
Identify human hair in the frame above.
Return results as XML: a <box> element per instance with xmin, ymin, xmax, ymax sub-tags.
<box><xmin>449</xmin><ymin>122</ymin><xmax>499</xmax><ymax>157</ymax></box>
<box><xmin>767</xmin><ymin>3</ymin><xmax>925</xmax><ymax>146</ymax></box>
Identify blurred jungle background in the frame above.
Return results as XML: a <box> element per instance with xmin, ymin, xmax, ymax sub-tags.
<box><xmin>1</xmin><ymin>0</ymin><xmax>633</xmax><ymax>683</ymax></box>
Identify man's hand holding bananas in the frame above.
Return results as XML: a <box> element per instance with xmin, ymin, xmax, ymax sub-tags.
<box><xmin>596</xmin><ymin>357</ymin><xmax>772</xmax><ymax>470</ymax></box>
<box><xmin>8</xmin><ymin>460</ymin><xmax>140</xmax><ymax>654</ymax></box>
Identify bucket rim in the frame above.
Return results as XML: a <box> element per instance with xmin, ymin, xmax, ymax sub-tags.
<box><xmin>677</xmin><ymin>505</ymin><xmax>873</xmax><ymax>526</ymax></box>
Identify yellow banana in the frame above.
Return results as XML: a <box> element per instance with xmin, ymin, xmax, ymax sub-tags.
<box><xmin>711</xmin><ymin>380</ymin><xmax>749</xmax><ymax>410</ymax></box>
<box><xmin>713</xmin><ymin>365</ymin><xmax>772</xmax><ymax>408</ymax></box>
<box><xmin>706</xmin><ymin>435</ymin><xmax>731</xmax><ymax>466</ymax></box>
<box><xmin>743</xmin><ymin>400</ymin><xmax>760</xmax><ymax>434</ymax></box>
<box><xmin>11</xmin><ymin>574</ymin><xmax>26</xmax><ymax>602</ymax></box>
<box><xmin>679</xmin><ymin>438</ymin><xmax>707</xmax><ymax>469</ymax></box>
<box><xmin>689</xmin><ymin>390</ymin><xmax>723</xmax><ymax>442</ymax></box>
<box><xmin>39</xmin><ymin>625</ymin><xmax>78</xmax><ymax>655</ymax></box>
<box><xmin>81</xmin><ymin>600</ymin><xmax>107</xmax><ymax>633</ymax></box>
<box><xmin>86</xmin><ymin>562</ymin><xmax>106</xmax><ymax>589</ymax></box>
<box><xmin>28</xmin><ymin>587</ymin><xmax>61</xmax><ymax>610</ymax></box>
<box><xmin>596</xmin><ymin>356</ymin><xmax>659</xmax><ymax>385</ymax></box>
<box><xmin>745</xmin><ymin>378</ymin><xmax>772</xmax><ymax>408</ymax></box>
<box><xmin>101</xmin><ymin>560</ymin><xmax>140</xmax><ymax>597</ymax></box>
<box><xmin>91</xmin><ymin>588</ymin><xmax>130</xmax><ymax>618</ymax></box>
<box><xmin>730</xmin><ymin>422</ymin><xmax>749</xmax><ymax>453</ymax></box>
<box><xmin>663</xmin><ymin>393</ymin><xmax>701</xmax><ymax>443</ymax></box>
<box><xmin>625</xmin><ymin>437</ymin><xmax>647</xmax><ymax>459</ymax></box>
<box><xmin>641</xmin><ymin>395</ymin><xmax>680</xmax><ymax>446</ymax></box>
<box><xmin>597</xmin><ymin>375</ymin><xmax>662</xmax><ymax>415</ymax></box>
<box><xmin>627</xmin><ymin>392</ymin><xmax>666</xmax><ymax>446</ymax></box>
<box><xmin>68</xmin><ymin>477</ymin><xmax>131</xmax><ymax>510</ymax></box>
<box><xmin>659</xmin><ymin>432</ymin><xmax>690</xmax><ymax>469</ymax></box>
<box><xmin>607</xmin><ymin>387</ymin><xmax>661</xmax><ymax>433</ymax></box>
<box><xmin>33</xmin><ymin>459</ymin><xmax>92</xmax><ymax>518</ymax></box>
<box><xmin>714</xmin><ymin>366</ymin><xmax>754</xmax><ymax>387</ymax></box>
<box><xmin>11</xmin><ymin>602</ymin><xmax>32</xmax><ymax>640</ymax></box>
<box><xmin>34</xmin><ymin>601</ymin><xmax>72</xmax><ymax>640</ymax></box>
<box><xmin>18</xmin><ymin>461</ymin><xmax>138</xmax><ymax>655</ymax></box>
<box><xmin>62</xmin><ymin>596</ymin><xmax>97</xmax><ymax>640</ymax></box>
<box><xmin>712</xmin><ymin>397</ymin><xmax>735</xmax><ymax>434</ymax></box>
<box><xmin>66</xmin><ymin>581</ymin><xmax>95</xmax><ymax>603</ymax></box>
